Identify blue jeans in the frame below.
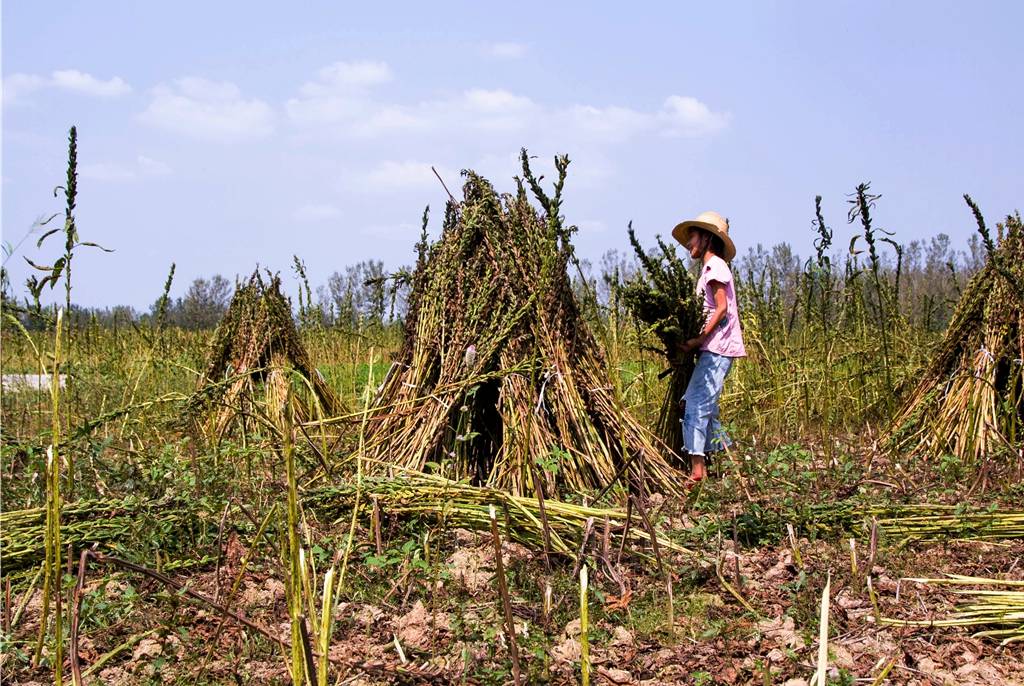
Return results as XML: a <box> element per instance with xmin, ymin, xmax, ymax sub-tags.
<box><xmin>682</xmin><ymin>351</ymin><xmax>734</xmax><ymax>456</ymax></box>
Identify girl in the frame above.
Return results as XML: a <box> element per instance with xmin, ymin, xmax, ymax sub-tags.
<box><xmin>672</xmin><ymin>211</ymin><xmax>746</xmax><ymax>484</ymax></box>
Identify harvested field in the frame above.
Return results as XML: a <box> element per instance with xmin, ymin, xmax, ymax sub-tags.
<box><xmin>2</xmin><ymin>135</ymin><xmax>1021</xmax><ymax>685</ymax></box>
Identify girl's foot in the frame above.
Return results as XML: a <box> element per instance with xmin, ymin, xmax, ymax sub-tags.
<box><xmin>688</xmin><ymin>454</ymin><xmax>707</xmax><ymax>482</ymax></box>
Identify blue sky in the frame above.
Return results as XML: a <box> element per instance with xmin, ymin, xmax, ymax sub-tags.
<box><xmin>3</xmin><ymin>1</ymin><xmax>1021</xmax><ymax>308</ymax></box>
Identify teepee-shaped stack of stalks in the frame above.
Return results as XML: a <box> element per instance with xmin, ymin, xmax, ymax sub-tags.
<box><xmin>618</xmin><ymin>226</ymin><xmax>706</xmax><ymax>458</ymax></box>
<box><xmin>191</xmin><ymin>272</ymin><xmax>344</xmax><ymax>442</ymax></box>
<box><xmin>361</xmin><ymin>152</ymin><xmax>684</xmax><ymax>497</ymax></box>
<box><xmin>889</xmin><ymin>205</ymin><xmax>1023</xmax><ymax>469</ymax></box>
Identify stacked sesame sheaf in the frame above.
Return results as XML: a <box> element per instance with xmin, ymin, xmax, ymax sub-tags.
<box><xmin>191</xmin><ymin>272</ymin><xmax>345</xmax><ymax>443</ymax></box>
<box><xmin>361</xmin><ymin>153</ymin><xmax>684</xmax><ymax>498</ymax></box>
<box><xmin>889</xmin><ymin>211</ymin><xmax>1023</xmax><ymax>470</ymax></box>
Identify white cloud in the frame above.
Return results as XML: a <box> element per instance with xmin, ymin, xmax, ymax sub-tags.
<box><xmin>483</xmin><ymin>42</ymin><xmax>528</xmax><ymax>59</ymax></box>
<box><xmin>51</xmin><ymin>70</ymin><xmax>131</xmax><ymax>97</ymax></box>
<box><xmin>285</xmin><ymin>64</ymin><xmax>728</xmax><ymax>146</ymax></box>
<box><xmin>286</xmin><ymin>93</ymin><xmax>365</xmax><ymax>127</ymax></box>
<box><xmin>288</xmin><ymin>81</ymin><xmax>541</xmax><ymax>137</ymax></box>
<box><xmin>286</xmin><ymin>61</ymin><xmax>394</xmax><ymax>127</ymax></box>
<box><xmin>285</xmin><ymin>63</ymin><xmax>728</xmax><ymax>195</ymax></box>
<box><xmin>78</xmin><ymin>154</ymin><xmax>173</xmax><ymax>183</ymax></box>
<box><xmin>2</xmin><ymin>73</ymin><xmax>47</xmax><ymax>104</ymax></box>
<box><xmin>288</xmin><ymin>62</ymin><xmax>533</xmax><ymax>134</ymax></box>
<box><xmin>360</xmin><ymin>105</ymin><xmax>430</xmax><ymax>134</ymax></box>
<box><xmin>80</xmin><ymin>162</ymin><xmax>137</xmax><ymax>182</ymax></box>
<box><xmin>555</xmin><ymin>98</ymin><xmax>728</xmax><ymax>142</ymax></box>
<box><xmin>348</xmin><ymin>160</ymin><xmax>454</xmax><ymax>193</ymax></box>
<box><xmin>315</xmin><ymin>60</ymin><xmax>392</xmax><ymax>88</ymax></box>
<box><xmin>136</xmin><ymin>155</ymin><xmax>172</xmax><ymax>176</ymax></box>
<box><xmin>560</xmin><ymin>105</ymin><xmax>649</xmax><ymax>142</ymax></box>
<box><xmin>455</xmin><ymin>89</ymin><xmax>538</xmax><ymax>133</ymax></box>
<box><xmin>294</xmin><ymin>203</ymin><xmax>343</xmax><ymax>222</ymax></box>
<box><xmin>3</xmin><ymin>70</ymin><xmax>130</xmax><ymax>104</ymax></box>
<box><xmin>658</xmin><ymin>95</ymin><xmax>730</xmax><ymax>137</ymax></box>
<box><xmin>463</xmin><ymin>88</ymin><xmax>533</xmax><ymax>113</ymax></box>
<box><xmin>140</xmin><ymin>77</ymin><xmax>274</xmax><ymax>141</ymax></box>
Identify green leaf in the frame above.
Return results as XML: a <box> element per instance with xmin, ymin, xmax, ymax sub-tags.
<box><xmin>23</xmin><ymin>257</ymin><xmax>54</xmax><ymax>272</ymax></box>
<box><xmin>78</xmin><ymin>241</ymin><xmax>114</xmax><ymax>253</ymax></box>
<box><xmin>35</xmin><ymin>228</ymin><xmax>61</xmax><ymax>248</ymax></box>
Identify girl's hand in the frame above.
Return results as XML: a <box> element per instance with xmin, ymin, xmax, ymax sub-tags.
<box><xmin>680</xmin><ymin>337</ymin><xmax>702</xmax><ymax>354</ymax></box>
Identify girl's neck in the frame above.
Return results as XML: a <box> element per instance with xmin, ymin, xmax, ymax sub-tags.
<box><xmin>702</xmin><ymin>250</ymin><xmax>716</xmax><ymax>267</ymax></box>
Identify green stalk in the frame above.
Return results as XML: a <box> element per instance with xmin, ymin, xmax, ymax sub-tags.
<box><xmin>33</xmin><ymin>309</ymin><xmax>64</xmax><ymax>684</ymax></box>
<box><xmin>282</xmin><ymin>389</ymin><xmax>305</xmax><ymax>686</ymax></box>
<box><xmin>338</xmin><ymin>347</ymin><xmax>374</xmax><ymax>593</ymax></box>
<box><xmin>51</xmin><ymin>307</ymin><xmax>65</xmax><ymax>686</ymax></box>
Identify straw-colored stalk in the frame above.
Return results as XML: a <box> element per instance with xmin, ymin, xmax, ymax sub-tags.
<box><xmin>317</xmin><ymin>566</ymin><xmax>335</xmax><ymax>686</ymax></box>
<box><xmin>876</xmin><ymin>506</ymin><xmax>1024</xmax><ymax>542</ymax></box>
<box><xmin>580</xmin><ymin>564</ymin><xmax>590</xmax><ymax>686</ymax></box>
<box><xmin>869</xmin><ymin>657</ymin><xmax>897</xmax><ymax>686</ymax></box>
<box><xmin>881</xmin><ymin>574</ymin><xmax>1024</xmax><ymax>646</ymax></box>
<box><xmin>294</xmin><ymin>538</ymin><xmax>336</xmax><ymax>686</ymax></box>
<box><xmin>489</xmin><ymin>505</ymin><xmax>522</xmax><ymax>686</ymax></box>
<box><xmin>787</xmin><ymin>523</ymin><xmax>803</xmax><ymax>568</ymax></box>
<box><xmin>814</xmin><ymin>572</ymin><xmax>831</xmax><ymax>686</ymax></box>
<box><xmin>306</xmin><ymin>470</ymin><xmax>690</xmax><ymax>562</ymax></box>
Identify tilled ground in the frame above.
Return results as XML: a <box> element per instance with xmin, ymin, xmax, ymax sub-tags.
<box><xmin>3</xmin><ymin>522</ymin><xmax>1022</xmax><ymax>685</ymax></box>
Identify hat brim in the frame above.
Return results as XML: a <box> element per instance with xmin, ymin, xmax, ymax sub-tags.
<box><xmin>671</xmin><ymin>220</ymin><xmax>737</xmax><ymax>262</ymax></box>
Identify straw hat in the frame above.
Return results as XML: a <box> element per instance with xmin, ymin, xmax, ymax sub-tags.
<box><xmin>671</xmin><ymin>211</ymin><xmax>736</xmax><ymax>262</ymax></box>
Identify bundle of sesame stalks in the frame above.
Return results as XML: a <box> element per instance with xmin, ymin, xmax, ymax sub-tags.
<box><xmin>684</xmin><ymin>501</ymin><xmax>1023</xmax><ymax>546</ymax></box>
<box><xmin>888</xmin><ymin>202</ymin><xmax>1023</xmax><ymax>475</ymax></box>
<box><xmin>881</xmin><ymin>575</ymin><xmax>1024</xmax><ymax>646</ymax></box>
<box><xmin>304</xmin><ymin>470</ymin><xmax>689</xmax><ymax>558</ymax></box>
<box><xmin>359</xmin><ymin>151</ymin><xmax>684</xmax><ymax>497</ymax></box>
<box><xmin>874</xmin><ymin>504</ymin><xmax>1024</xmax><ymax>542</ymax></box>
<box><xmin>0</xmin><ymin>496</ymin><xmax>212</xmax><ymax>575</ymax></box>
<box><xmin>617</xmin><ymin>224</ymin><xmax>706</xmax><ymax>458</ymax></box>
<box><xmin>189</xmin><ymin>271</ymin><xmax>345</xmax><ymax>443</ymax></box>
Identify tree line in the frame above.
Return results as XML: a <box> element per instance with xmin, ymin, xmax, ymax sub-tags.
<box><xmin>2</xmin><ymin>231</ymin><xmax>984</xmax><ymax>334</ymax></box>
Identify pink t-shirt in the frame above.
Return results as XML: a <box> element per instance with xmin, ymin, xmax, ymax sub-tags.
<box><xmin>697</xmin><ymin>255</ymin><xmax>746</xmax><ymax>358</ymax></box>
